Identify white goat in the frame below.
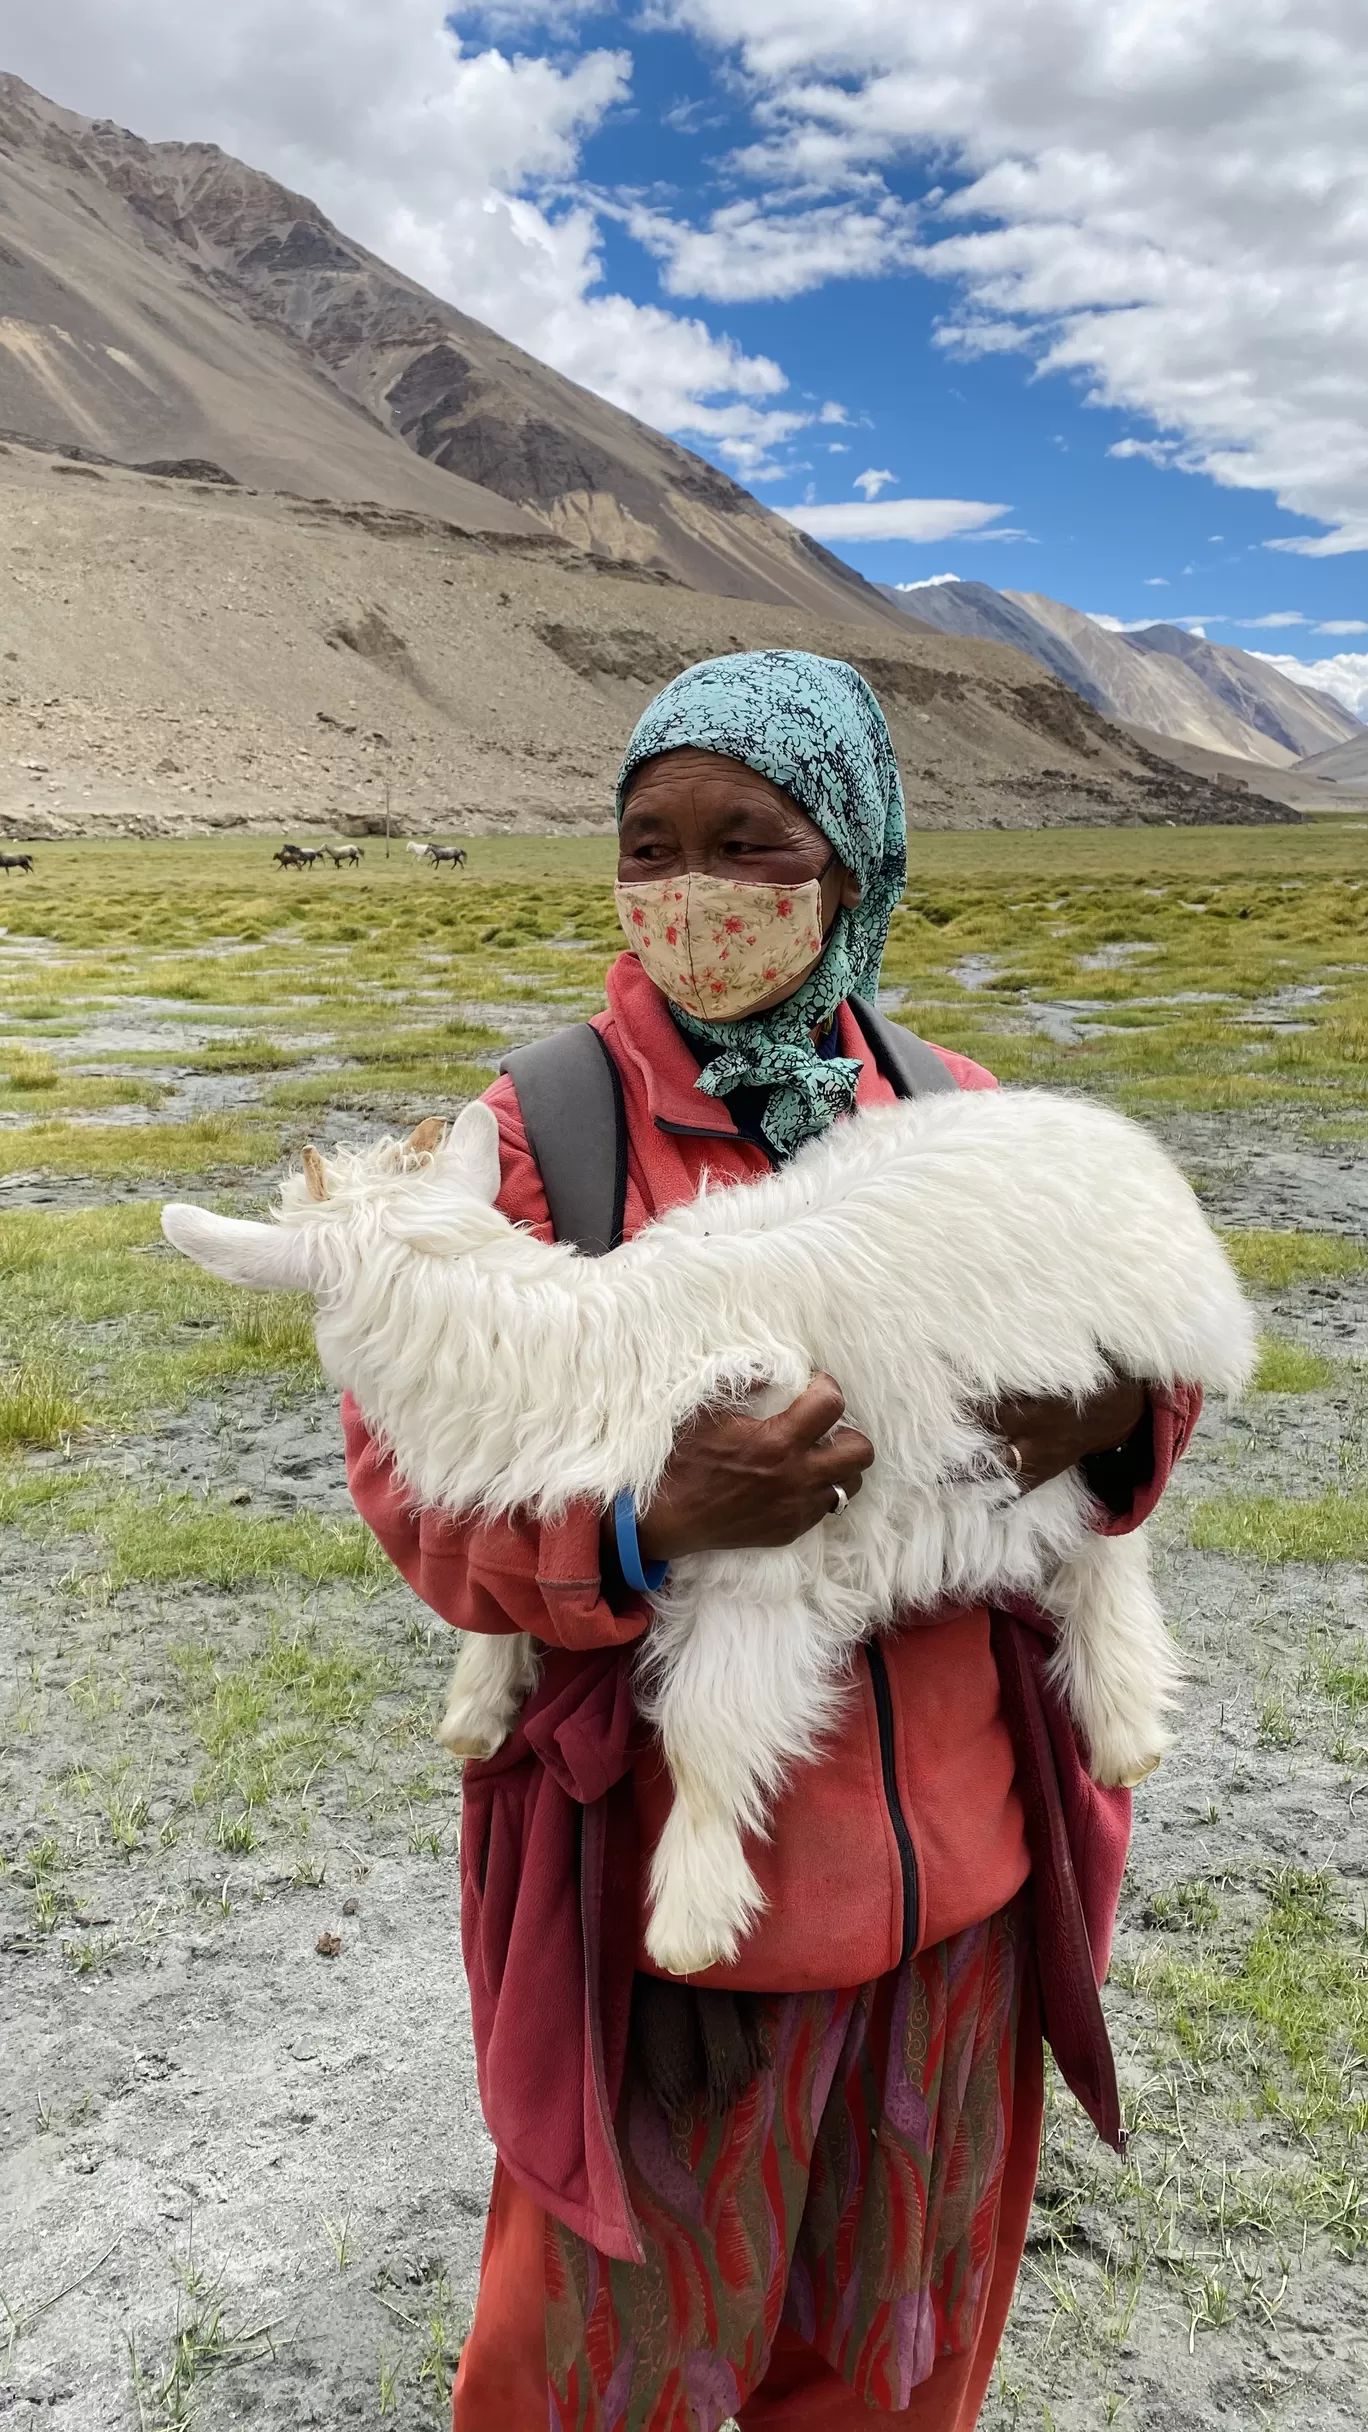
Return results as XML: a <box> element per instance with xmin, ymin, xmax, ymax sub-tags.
<box><xmin>162</xmin><ymin>1090</ymin><xmax>1254</xmax><ymax>1976</ymax></box>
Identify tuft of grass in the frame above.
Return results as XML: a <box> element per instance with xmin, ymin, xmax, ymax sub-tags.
<box><xmin>1142</xmin><ymin>1878</ymin><xmax>1220</xmax><ymax>1933</ymax></box>
<box><xmin>1316</xmin><ymin>1645</ymin><xmax>1368</xmax><ymax>1714</ymax></box>
<box><xmin>4</xmin><ymin>1047</ymin><xmax>61</xmax><ymax>1090</ymax></box>
<box><xmin>1252</xmin><ymin>1336</ymin><xmax>1339</xmax><ymax>1393</ymax></box>
<box><xmin>1221</xmin><ymin>1227</ymin><xmax>1368</xmax><ymax>1291</ymax></box>
<box><xmin>0</xmin><ymin>1360</ymin><xmax>87</xmax><ymax>1450</ymax></box>
<box><xmin>1187</xmin><ymin>1489</ymin><xmax>1368</xmax><ymax>1563</ymax></box>
<box><xmin>1257</xmin><ymin>1696</ymin><xmax>1297</xmax><ymax>1749</ymax></box>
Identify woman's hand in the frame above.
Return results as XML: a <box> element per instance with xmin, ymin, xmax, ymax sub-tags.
<box><xmin>977</xmin><ymin>1377</ymin><xmax>1147</xmax><ymax>1495</ymax></box>
<box><xmin>634</xmin><ymin>1375</ymin><xmax>874</xmax><ymax>1563</ymax></box>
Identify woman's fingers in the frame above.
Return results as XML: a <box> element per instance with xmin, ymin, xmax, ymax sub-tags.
<box><xmin>768</xmin><ymin>1371</ymin><xmax>849</xmax><ymax>1449</ymax></box>
<box><xmin>976</xmin><ymin>1381</ymin><xmax>1148</xmax><ymax>1494</ymax></box>
<box><xmin>635</xmin><ymin>1374</ymin><xmax>875</xmax><ymax>1559</ymax></box>
<box><xmin>811</xmin><ymin>1426</ymin><xmax>874</xmax><ymax>1492</ymax></box>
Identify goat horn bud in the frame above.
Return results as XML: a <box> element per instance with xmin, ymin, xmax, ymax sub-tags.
<box><xmin>406</xmin><ymin>1117</ymin><xmax>447</xmax><ymax>1155</ymax></box>
<box><xmin>301</xmin><ymin>1145</ymin><xmax>328</xmax><ymax>1202</ymax></box>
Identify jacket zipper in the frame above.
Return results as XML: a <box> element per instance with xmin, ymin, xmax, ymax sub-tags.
<box><xmin>864</xmin><ymin>1642</ymin><xmax>919</xmax><ymax>1965</ymax></box>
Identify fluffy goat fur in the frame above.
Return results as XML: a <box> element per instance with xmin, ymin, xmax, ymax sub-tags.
<box><xmin>162</xmin><ymin>1089</ymin><xmax>1254</xmax><ymax>1975</ymax></box>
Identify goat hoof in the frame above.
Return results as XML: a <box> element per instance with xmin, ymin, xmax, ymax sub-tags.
<box><xmin>436</xmin><ymin>1716</ymin><xmax>509</xmax><ymax>1761</ymax></box>
<box><xmin>643</xmin><ymin>1921</ymin><xmax>733</xmax><ymax>1977</ymax></box>
<box><xmin>1090</xmin><ymin>1747</ymin><xmax>1163</xmax><ymax>1789</ymax></box>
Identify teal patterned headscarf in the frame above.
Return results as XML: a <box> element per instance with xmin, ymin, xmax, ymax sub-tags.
<box><xmin>615</xmin><ymin>649</ymin><xmax>907</xmax><ymax>1153</ymax></box>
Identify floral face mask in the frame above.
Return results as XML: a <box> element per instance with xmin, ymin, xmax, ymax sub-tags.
<box><xmin>614</xmin><ymin>869</ymin><xmax>826</xmax><ymax>1021</ymax></box>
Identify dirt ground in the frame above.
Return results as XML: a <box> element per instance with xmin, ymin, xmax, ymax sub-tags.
<box><xmin>1</xmin><ymin>836</ymin><xmax>1365</xmax><ymax>2429</ymax></box>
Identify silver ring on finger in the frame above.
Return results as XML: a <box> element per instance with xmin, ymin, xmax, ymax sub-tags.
<box><xmin>827</xmin><ymin>1481</ymin><xmax>849</xmax><ymax>1519</ymax></box>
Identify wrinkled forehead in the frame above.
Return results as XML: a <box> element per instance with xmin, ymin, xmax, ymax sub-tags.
<box><xmin>620</xmin><ymin>747</ymin><xmax>826</xmax><ymax>839</ymax></box>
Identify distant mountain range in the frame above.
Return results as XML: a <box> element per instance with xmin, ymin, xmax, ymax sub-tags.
<box><xmin>883</xmin><ymin>582</ymin><xmax>1362</xmax><ymax>767</ymax></box>
<box><xmin>0</xmin><ymin>72</ymin><xmax>905</xmax><ymax>631</ymax></box>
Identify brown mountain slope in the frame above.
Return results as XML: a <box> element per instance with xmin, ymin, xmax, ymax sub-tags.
<box><xmin>0</xmin><ymin>73</ymin><xmax>907</xmax><ymax>628</ymax></box>
<box><xmin>0</xmin><ymin>446</ymin><xmax>1295</xmax><ymax>839</ymax></box>
<box><xmin>0</xmin><ymin>77</ymin><xmax>539</xmax><ymax>531</ymax></box>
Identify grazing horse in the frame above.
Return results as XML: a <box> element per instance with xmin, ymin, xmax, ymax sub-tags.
<box><xmin>274</xmin><ymin>845</ymin><xmax>325</xmax><ymax>871</ymax></box>
<box><xmin>425</xmin><ymin>844</ymin><xmax>468</xmax><ymax>871</ymax></box>
<box><xmin>327</xmin><ymin>845</ymin><xmax>364</xmax><ymax>867</ymax></box>
<box><xmin>0</xmin><ymin>852</ymin><xmax>34</xmax><ymax>876</ymax></box>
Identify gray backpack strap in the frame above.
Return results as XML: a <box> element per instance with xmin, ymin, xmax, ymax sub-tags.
<box><xmin>848</xmin><ymin>998</ymin><xmax>960</xmax><ymax>1099</ymax></box>
<box><xmin>499</xmin><ymin>1026</ymin><xmax>628</xmax><ymax>1257</ymax></box>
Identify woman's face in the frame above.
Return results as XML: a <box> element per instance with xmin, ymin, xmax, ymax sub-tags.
<box><xmin>618</xmin><ymin>748</ymin><xmax>862</xmax><ymax>1015</ymax></box>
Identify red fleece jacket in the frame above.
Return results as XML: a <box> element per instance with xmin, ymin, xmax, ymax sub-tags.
<box><xmin>345</xmin><ymin>953</ymin><xmax>1200</xmax><ymax>2258</ymax></box>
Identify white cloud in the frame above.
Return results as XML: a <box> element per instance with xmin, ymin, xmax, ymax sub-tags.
<box><xmin>1317</xmin><ymin>619</ymin><xmax>1368</xmax><ymax>635</ymax></box>
<box><xmin>653</xmin><ymin>2</ymin><xmax>1368</xmax><ymax>552</ymax></box>
<box><xmin>854</xmin><ymin>467</ymin><xmax>897</xmax><ymax>499</ymax></box>
<box><xmin>0</xmin><ymin>0</ymin><xmax>808</xmax><ymax>473</ymax></box>
<box><xmin>1142</xmin><ymin>577</ymin><xmax>1168</xmax><ymax>587</ymax></box>
<box><xmin>1235</xmin><ymin>613</ymin><xmax>1310</xmax><ymax>629</ymax></box>
<box><xmin>618</xmin><ymin>192</ymin><xmax>919</xmax><ymax>304</ymax></box>
<box><xmin>776</xmin><ymin>498</ymin><xmax>1010</xmax><ymax>542</ymax></box>
<box><xmin>894</xmin><ymin>573</ymin><xmax>962</xmax><ymax>588</ymax></box>
<box><xmin>1251</xmin><ymin>652</ymin><xmax>1368</xmax><ymax>717</ymax></box>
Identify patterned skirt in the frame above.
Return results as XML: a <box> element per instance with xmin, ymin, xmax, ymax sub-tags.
<box><xmin>545</xmin><ymin>1889</ymin><xmax>1032</xmax><ymax>2431</ymax></box>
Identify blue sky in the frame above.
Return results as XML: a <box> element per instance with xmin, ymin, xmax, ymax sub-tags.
<box><xmin>463</xmin><ymin>2</ymin><xmax>1368</xmax><ymax>664</ymax></box>
<box><xmin>10</xmin><ymin>0</ymin><xmax>1368</xmax><ymax>699</ymax></box>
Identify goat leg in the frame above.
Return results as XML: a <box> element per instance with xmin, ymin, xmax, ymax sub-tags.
<box><xmin>642</xmin><ymin>1559</ymin><xmax>850</xmax><ymax>1976</ymax></box>
<box><xmin>437</xmin><ymin>1629</ymin><xmax>540</xmax><ymax>1760</ymax></box>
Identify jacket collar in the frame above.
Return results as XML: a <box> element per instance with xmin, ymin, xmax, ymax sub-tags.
<box><xmin>603</xmin><ymin>951</ymin><xmax>886</xmax><ymax>1137</ymax></box>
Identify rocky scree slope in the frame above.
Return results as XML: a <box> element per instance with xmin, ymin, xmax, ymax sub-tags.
<box><xmin>0</xmin><ymin>73</ymin><xmax>905</xmax><ymax>631</ymax></box>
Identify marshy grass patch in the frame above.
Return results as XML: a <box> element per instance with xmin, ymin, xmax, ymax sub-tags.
<box><xmin>75</xmin><ymin>1488</ymin><xmax>389</xmax><ymax>1596</ymax></box>
<box><xmin>1187</xmin><ymin>1489</ymin><xmax>1368</xmax><ymax>1564</ymax></box>
<box><xmin>1252</xmin><ymin>1337</ymin><xmax>1341</xmax><ymax>1393</ymax></box>
<box><xmin>0</xmin><ymin>1112</ymin><xmax>279</xmax><ymax>1181</ymax></box>
<box><xmin>1220</xmin><ymin>1228</ymin><xmax>1368</xmax><ymax>1291</ymax></box>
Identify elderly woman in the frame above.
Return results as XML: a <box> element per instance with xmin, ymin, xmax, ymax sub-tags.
<box><xmin>346</xmin><ymin>652</ymin><xmax>1197</xmax><ymax>2432</ymax></box>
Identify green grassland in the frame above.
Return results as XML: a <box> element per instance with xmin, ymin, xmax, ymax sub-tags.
<box><xmin>1</xmin><ymin>823</ymin><xmax>1365</xmax><ymax>2421</ymax></box>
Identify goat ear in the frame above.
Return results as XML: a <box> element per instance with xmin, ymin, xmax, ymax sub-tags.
<box><xmin>162</xmin><ymin>1204</ymin><xmax>319</xmax><ymax>1294</ymax></box>
<box><xmin>439</xmin><ymin>1100</ymin><xmax>502</xmax><ymax>1204</ymax></box>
